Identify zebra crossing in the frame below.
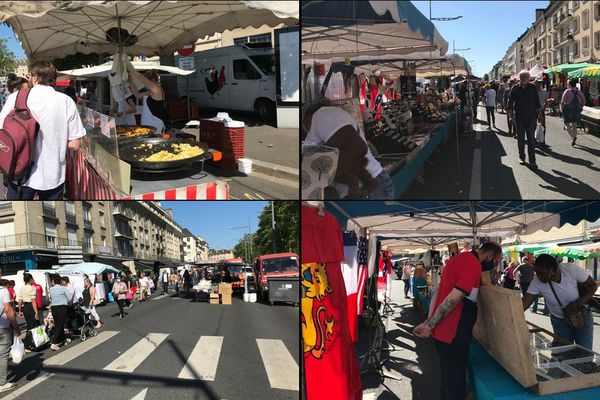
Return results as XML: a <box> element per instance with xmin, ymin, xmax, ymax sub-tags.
<box><xmin>0</xmin><ymin>330</ymin><xmax>298</xmax><ymax>400</ymax></box>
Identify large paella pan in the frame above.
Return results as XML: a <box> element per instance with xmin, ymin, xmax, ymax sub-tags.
<box><xmin>118</xmin><ymin>137</ymin><xmax>212</xmax><ymax>171</ymax></box>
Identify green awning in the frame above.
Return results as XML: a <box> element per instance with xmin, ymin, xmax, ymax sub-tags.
<box><xmin>568</xmin><ymin>65</ymin><xmax>600</xmax><ymax>79</ymax></box>
<box><xmin>503</xmin><ymin>244</ymin><xmax>551</xmax><ymax>254</ymax></box>
<box><xmin>548</xmin><ymin>63</ymin><xmax>597</xmax><ymax>75</ymax></box>
<box><xmin>533</xmin><ymin>246</ymin><xmax>600</xmax><ymax>260</ymax></box>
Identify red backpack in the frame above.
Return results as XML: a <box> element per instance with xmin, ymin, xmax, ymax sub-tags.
<box><xmin>0</xmin><ymin>88</ymin><xmax>39</xmax><ymax>181</ymax></box>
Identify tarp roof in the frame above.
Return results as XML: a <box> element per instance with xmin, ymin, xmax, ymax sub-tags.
<box><xmin>59</xmin><ymin>61</ymin><xmax>195</xmax><ymax>79</ymax></box>
<box><xmin>0</xmin><ymin>1</ymin><xmax>298</xmax><ymax>60</ymax></box>
<box><xmin>415</xmin><ymin>54</ymin><xmax>472</xmax><ymax>78</ymax></box>
<box><xmin>302</xmin><ymin>0</ymin><xmax>448</xmax><ymax>62</ymax></box>
<box><xmin>327</xmin><ymin>201</ymin><xmax>600</xmax><ymax>239</ymax></box>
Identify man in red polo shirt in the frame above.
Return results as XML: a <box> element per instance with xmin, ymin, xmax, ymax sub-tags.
<box><xmin>31</xmin><ymin>278</ymin><xmax>44</xmax><ymax>326</ymax></box>
<box><xmin>414</xmin><ymin>242</ymin><xmax>503</xmax><ymax>400</ymax></box>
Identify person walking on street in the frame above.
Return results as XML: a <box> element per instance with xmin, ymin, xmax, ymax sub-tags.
<box><xmin>514</xmin><ymin>257</ymin><xmax>534</xmax><ymax>297</ymax></box>
<box><xmin>162</xmin><ymin>270</ymin><xmax>169</xmax><ymax>294</ymax></box>
<box><xmin>82</xmin><ymin>278</ymin><xmax>102</xmax><ymax>329</ymax></box>
<box><xmin>49</xmin><ymin>277</ymin><xmax>71</xmax><ymax>351</ymax></box>
<box><xmin>401</xmin><ymin>261</ymin><xmax>412</xmax><ymax>299</ymax></box>
<box><xmin>536</xmin><ymin>80</ymin><xmax>549</xmax><ymax>146</ymax></box>
<box><xmin>507</xmin><ymin>71</ymin><xmax>541</xmax><ymax>169</ymax></box>
<box><xmin>17</xmin><ymin>273</ymin><xmax>38</xmax><ymax>352</ymax></box>
<box><xmin>560</xmin><ymin>78</ymin><xmax>585</xmax><ymax>146</ymax></box>
<box><xmin>31</xmin><ymin>278</ymin><xmax>44</xmax><ymax>326</ymax></box>
<box><xmin>504</xmin><ymin>80</ymin><xmax>516</xmax><ymax>137</ymax></box>
<box><xmin>111</xmin><ymin>278</ymin><xmax>128</xmax><ymax>319</ymax></box>
<box><xmin>484</xmin><ymin>84</ymin><xmax>497</xmax><ymax>129</ymax></box>
<box><xmin>503</xmin><ymin>262</ymin><xmax>517</xmax><ymax>289</ymax></box>
<box><xmin>139</xmin><ymin>273</ymin><xmax>149</xmax><ymax>302</ymax></box>
<box><xmin>0</xmin><ymin>282</ymin><xmax>20</xmax><ymax>392</ymax></box>
<box><xmin>413</xmin><ymin>242</ymin><xmax>503</xmax><ymax>400</ymax></box>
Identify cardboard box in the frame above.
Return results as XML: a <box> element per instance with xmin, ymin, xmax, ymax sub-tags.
<box><xmin>209</xmin><ymin>293</ymin><xmax>220</xmax><ymax>304</ymax></box>
<box><xmin>221</xmin><ymin>293</ymin><xmax>232</xmax><ymax>305</ymax></box>
<box><xmin>218</xmin><ymin>283</ymin><xmax>233</xmax><ymax>294</ymax></box>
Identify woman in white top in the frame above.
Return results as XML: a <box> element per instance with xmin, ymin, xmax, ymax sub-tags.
<box><xmin>483</xmin><ymin>84</ymin><xmax>497</xmax><ymax>128</ymax></box>
<box><xmin>522</xmin><ymin>254</ymin><xmax>597</xmax><ymax>349</ymax></box>
<box><xmin>127</xmin><ymin>67</ymin><xmax>165</xmax><ymax>134</ymax></box>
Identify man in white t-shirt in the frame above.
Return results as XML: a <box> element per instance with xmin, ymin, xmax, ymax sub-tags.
<box><xmin>139</xmin><ymin>273</ymin><xmax>149</xmax><ymax>301</ymax></box>
<box><xmin>302</xmin><ymin>104</ymin><xmax>394</xmax><ymax>199</ymax></box>
<box><xmin>0</xmin><ymin>285</ymin><xmax>20</xmax><ymax>392</ymax></box>
<box><xmin>162</xmin><ymin>271</ymin><xmax>169</xmax><ymax>294</ymax></box>
<box><xmin>522</xmin><ymin>254</ymin><xmax>597</xmax><ymax>349</ymax></box>
<box><xmin>0</xmin><ymin>61</ymin><xmax>86</xmax><ymax>200</ymax></box>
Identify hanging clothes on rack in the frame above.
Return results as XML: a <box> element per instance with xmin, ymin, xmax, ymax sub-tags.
<box><xmin>302</xmin><ymin>205</ymin><xmax>362</xmax><ymax>400</ymax></box>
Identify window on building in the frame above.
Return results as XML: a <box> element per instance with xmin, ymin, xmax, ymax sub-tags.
<box><xmin>65</xmin><ymin>201</ymin><xmax>75</xmax><ymax>215</ymax></box>
<box><xmin>67</xmin><ymin>227</ymin><xmax>77</xmax><ymax>246</ymax></box>
<box><xmin>584</xmin><ymin>10</ymin><xmax>590</xmax><ymax>29</ymax></box>
<box><xmin>99</xmin><ymin>210</ymin><xmax>105</xmax><ymax>227</ymax></box>
<box><xmin>233</xmin><ymin>33</ymin><xmax>271</xmax><ymax>46</ymax></box>
<box><xmin>596</xmin><ymin>31</ymin><xmax>600</xmax><ymax>48</ymax></box>
<box><xmin>573</xmin><ymin>0</ymin><xmax>579</xmax><ymax>9</ymax></box>
<box><xmin>84</xmin><ymin>231</ymin><xmax>93</xmax><ymax>252</ymax></box>
<box><xmin>44</xmin><ymin>222</ymin><xmax>57</xmax><ymax>249</ymax></box>
<box><xmin>83</xmin><ymin>205</ymin><xmax>91</xmax><ymax>221</ymax></box>
<box><xmin>595</xmin><ymin>2</ymin><xmax>600</xmax><ymax>20</ymax></box>
<box><xmin>574</xmin><ymin>40</ymin><xmax>579</xmax><ymax>56</ymax></box>
<box><xmin>233</xmin><ymin>59</ymin><xmax>261</xmax><ymax>80</ymax></box>
<box><xmin>584</xmin><ymin>36</ymin><xmax>589</xmax><ymax>49</ymax></box>
<box><xmin>101</xmin><ymin>235</ymin><xmax>106</xmax><ymax>246</ymax></box>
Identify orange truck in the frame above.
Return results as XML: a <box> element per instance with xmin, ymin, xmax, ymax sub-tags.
<box><xmin>254</xmin><ymin>252</ymin><xmax>299</xmax><ymax>304</ymax></box>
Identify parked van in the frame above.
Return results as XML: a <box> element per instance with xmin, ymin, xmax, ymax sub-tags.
<box><xmin>254</xmin><ymin>253</ymin><xmax>299</xmax><ymax>300</ymax></box>
<box><xmin>177</xmin><ymin>44</ymin><xmax>276</xmax><ymax>120</ymax></box>
<box><xmin>3</xmin><ymin>269</ymin><xmax>58</xmax><ymax>307</ymax></box>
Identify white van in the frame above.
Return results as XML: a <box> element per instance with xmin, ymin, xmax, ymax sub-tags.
<box><xmin>4</xmin><ymin>269</ymin><xmax>58</xmax><ymax>307</ymax></box>
<box><xmin>177</xmin><ymin>44</ymin><xmax>277</xmax><ymax>120</ymax></box>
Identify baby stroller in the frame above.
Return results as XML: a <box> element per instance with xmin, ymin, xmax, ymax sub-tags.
<box><xmin>65</xmin><ymin>304</ymin><xmax>98</xmax><ymax>341</ymax></box>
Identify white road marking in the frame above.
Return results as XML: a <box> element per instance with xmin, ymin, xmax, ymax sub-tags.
<box><xmin>130</xmin><ymin>388</ymin><xmax>148</xmax><ymax>400</ymax></box>
<box><xmin>150</xmin><ymin>295</ymin><xmax>167</xmax><ymax>301</ymax></box>
<box><xmin>470</xmin><ymin>148</ymin><xmax>482</xmax><ymax>198</ymax></box>
<box><xmin>104</xmin><ymin>333</ymin><xmax>169</xmax><ymax>373</ymax></box>
<box><xmin>363</xmin><ymin>393</ymin><xmax>377</xmax><ymax>400</ymax></box>
<box><xmin>0</xmin><ymin>331</ymin><xmax>120</xmax><ymax>400</ymax></box>
<box><xmin>45</xmin><ymin>330</ymin><xmax>120</xmax><ymax>366</ymax></box>
<box><xmin>256</xmin><ymin>339</ymin><xmax>299</xmax><ymax>391</ymax></box>
<box><xmin>178</xmin><ymin>336</ymin><xmax>224</xmax><ymax>380</ymax></box>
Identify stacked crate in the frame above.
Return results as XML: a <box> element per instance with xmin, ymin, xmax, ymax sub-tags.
<box><xmin>199</xmin><ymin>118</ymin><xmax>245</xmax><ymax>170</ymax></box>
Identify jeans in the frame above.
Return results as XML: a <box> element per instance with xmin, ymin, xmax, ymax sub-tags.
<box><xmin>6</xmin><ymin>182</ymin><xmax>64</xmax><ymax>200</ymax></box>
<box><xmin>82</xmin><ymin>306</ymin><xmax>100</xmax><ymax>323</ymax></box>
<box><xmin>520</xmin><ymin>282</ymin><xmax>530</xmax><ymax>298</ymax></box>
<box><xmin>515</xmin><ymin>116</ymin><xmax>537</xmax><ymax>163</ymax></box>
<box><xmin>0</xmin><ymin>328</ymin><xmax>11</xmax><ymax>386</ymax></box>
<box><xmin>403</xmin><ymin>279</ymin><xmax>410</xmax><ymax>297</ymax></box>
<box><xmin>367</xmin><ymin>170</ymin><xmax>394</xmax><ymax>199</ymax></box>
<box><xmin>485</xmin><ymin>106</ymin><xmax>495</xmax><ymax>126</ymax></box>
<box><xmin>433</xmin><ymin>299</ymin><xmax>478</xmax><ymax>400</ymax></box>
<box><xmin>116</xmin><ymin>299</ymin><xmax>125</xmax><ymax>318</ymax></box>
<box><xmin>162</xmin><ymin>282</ymin><xmax>168</xmax><ymax>293</ymax></box>
<box><xmin>550</xmin><ymin>307</ymin><xmax>594</xmax><ymax>349</ymax></box>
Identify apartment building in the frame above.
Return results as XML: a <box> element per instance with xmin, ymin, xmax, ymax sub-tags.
<box><xmin>208</xmin><ymin>249</ymin><xmax>234</xmax><ymax>261</ymax></box>
<box><xmin>194</xmin><ymin>24</ymin><xmax>287</xmax><ymax>52</ymax></box>
<box><xmin>197</xmin><ymin>236</ymin><xmax>209</xmax><ymax>261</ymax></box>
<box><xmin>0</xmin><ymin>201</ymin><xmax>185</xmax><ymax>275</ymax></box>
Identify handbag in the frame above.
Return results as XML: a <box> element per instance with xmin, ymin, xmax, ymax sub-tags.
<box><xmin>29</xmin><ymin>325</ymin><xmax>50</xmax><ymax>348</ymax></box>
<box><xmin>10</xmin><ymin>337</ymin><xmax>24</xmax><ymax>364</ymax></box>
<box><xmin>535</xmin><ymin>123</ymin><xmax>545</xmax><ymax>143</ymax></box>
<box><xmin>125</xmin><ymin>291</ymin><xmax>133</xmax><ymax>300</ymax></box>
<box><xmin>549</xmin><ymin>280</ymin><xmax>588</xmax><ymax>329</ymax></box>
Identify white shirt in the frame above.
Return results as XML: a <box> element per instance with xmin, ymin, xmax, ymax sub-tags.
<box><xmin>66</xmin><ymin>283</ymin><xmax>76</xmax><ymax>303</ymax></box>
<box><xmin>305</xmin><ymin>107</ymin><xmax>383</xmax><ymax>180</ymax></box>
<box><xmin>0</xmin><ymin>85</ymin><xmax>86</xmax><ymax>190</ymax></box>
<box><xmin>538</xmin><ymin>88</ymin><xmax>548</xmax><ymax>108</ymax></box>
<box><xmin>162</xmin><ymin>273</ymin><xmax>169</xmax><ymax>283</ymax></box>
<box><xmin>140</xmin><ymin>277</ymin><xmax>149</xmax><ymax>289</ymax></box>
<box><xmin>527</xmin><ymin>263</ymin><xmax>590</xmax><ymax>319</ymax></box>
<box><xmin>484</xmin><ymin>89</ymin><xmax>496</xmax><ymax>107</ymax></box>
<box><xmin>0</xmin><ymin>288</ymin><xmax>10</xmax><ymax>329</ymax></box>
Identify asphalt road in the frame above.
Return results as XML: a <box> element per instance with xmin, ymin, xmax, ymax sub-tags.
<box><xmin>401</xmin><ymin>104</ymin><xmax>600</xmax><ymax>199</ymax></box>
<box><xmin>3</xmin><ymin>293</ymin><xmax>299</xmax><ymax>400</ymax></box>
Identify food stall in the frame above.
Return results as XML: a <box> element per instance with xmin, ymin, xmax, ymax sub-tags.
<box><xmin>568</xmin><ymin>64</ymin><xmax>600</xmax><ymax>133</ymax></box>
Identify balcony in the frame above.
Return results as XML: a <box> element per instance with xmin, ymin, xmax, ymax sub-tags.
<box><xmin>112</xmin><ymin>204</ymin><xmax>135</xmax><ymax>220</ymax></box>
<box><xmin>65</xmin><ymin>210</ymin><xmax>77</xmax><ymax>226</ymax></box>
<box><xmin>83</xmin><ymin>219</ymin><xmax>93</xmax><ymax>230</ymax></box>
<box><xmin>0</xmin><ymin>202</ymin><xmax>14</xmax><ymax>216</ymax></box>
<box><xmin>115</xmin><ymin>225</ymin><xmax>134</xmax><ymax>240</ymax></box>
<box><xmin>555</xmin><ymin>32</ymin><xmax>575</xmax><ymax>48</ymax></box>
<box><xmin>553</xmin><ymin>12</ymin><xmax>573</xmax><ymax>29</ymax></box>
<box><xmin>42</xmin><ymin>203</ymin><xmax>57</xmax><ymax>219</ymax></box>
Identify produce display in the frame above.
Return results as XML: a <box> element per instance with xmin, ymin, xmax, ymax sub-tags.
<box><xmin>117</xmin><ymin>126</ymin><xmax>155</xmax><ymax>137</ymax></box>
<box><xmin>134</xmin><ymin>143</ymin><xmax>205</xmax><ymax>162</ymax></box>
<box><xmin>567</xmin><ymin>361</ymin><xmax>600</xmax><ymax>374</ymax></box>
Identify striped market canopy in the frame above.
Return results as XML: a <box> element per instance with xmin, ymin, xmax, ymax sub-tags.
<box><xmin>568</xmin><ymin>65</ymin><xmax>600</xmax><ymax>79</ymax></box>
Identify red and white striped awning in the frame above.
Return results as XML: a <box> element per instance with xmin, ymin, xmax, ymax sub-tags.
<box><xmin>122</xmin><ymin>182</ymin><xmax>229</xmax><ymax>200</ymax></box>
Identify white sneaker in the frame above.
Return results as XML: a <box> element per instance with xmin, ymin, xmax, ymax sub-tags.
<box><xmin>0</xmin><ymin>382</ymin><xmax>15</xmax><ymax>392</ymax></box>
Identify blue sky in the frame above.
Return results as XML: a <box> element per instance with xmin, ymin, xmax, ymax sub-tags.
<box><xmin>412</xmin><ymin>0</ymin><xmax>549</xmax><ymax>77</ymax></box>
<box><xmin>162</xmin><ymin>201</ymin><xmax>268</xmax><ymax>250</ymax></box>
<box><xmin>0</xmin><ymin>24</ymin><xmax>25</xmax><ymax>60</ymax></box>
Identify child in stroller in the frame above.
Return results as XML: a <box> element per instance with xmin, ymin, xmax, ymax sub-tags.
<box><xmin>63</xmin><ymin>302</ymin><xmax>98</xmax><ymax>341</ymax></box>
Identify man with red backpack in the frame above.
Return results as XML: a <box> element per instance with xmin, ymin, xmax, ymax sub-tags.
<box><xmin>0</xmin><ymin>61</ymin><xmax>85</xmax><ymax>199</ymax></box>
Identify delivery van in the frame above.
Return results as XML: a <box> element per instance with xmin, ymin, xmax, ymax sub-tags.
<box><xmin>254</xmin><ymin>253</ymin><xmax>299</xmax><ymax>300</ymax></box>
<box><xmin>4</xmin><ymin>269</ymin><xmax>58</xmax><ymax>307</ymax></box>
<box><xmin>177</xmin><ymin>44</ymin><xmax>277</xmax><ymax>120</ymax></box>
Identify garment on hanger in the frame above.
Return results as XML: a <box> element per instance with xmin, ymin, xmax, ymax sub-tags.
<box><xmin>302</xmin><ymin>206</ymin><xmax>362</xmax><ymax>400</ymax></box>
<box><xmin>342</xmin><ymin>231</ymin><xmax>359</xmax><ymax>342</ymax></box>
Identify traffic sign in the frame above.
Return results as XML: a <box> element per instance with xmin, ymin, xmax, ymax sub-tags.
<box><xmin>178</xmin><ymin>57</ymin><xmax>194</xmax><ymax>71</ymax></box>
<box><xmin>177</xmin><ymin>43</ymin><xmax>196</xmax><ymax>57</ymax></box>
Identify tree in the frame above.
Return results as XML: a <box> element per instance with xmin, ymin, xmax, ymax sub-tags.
<box><xmin>253</xmin><ymin>201</ymin><xmax>299</xmax><ymax>257</ymax></box>
<box><xmin>0</xmin><ymin>38</ymin><xmax>17</xmax><ymax>77</ymax></box>
<box><xmin>232</xmin><ymin>233</ymin><xmax>257</xmax><ymax>262</ymax></box>
<box><xmin>483</xmin><ymin>73</ymin><xmax>489</xmax><ymax>82</ymax></box>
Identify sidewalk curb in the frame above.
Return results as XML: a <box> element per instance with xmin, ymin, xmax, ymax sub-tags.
<box><xmin>251</xmin><ymin>159</ymin><xmax>299</xmax><ymax>181</ymax></box>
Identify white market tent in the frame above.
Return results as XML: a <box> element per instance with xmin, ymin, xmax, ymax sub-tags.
<box><xmin>416</xmin><ymin>54</ymin><xmax>472</xmax><ymax>78</ymax></box>
<box><xmin>325</xmin><ymin>201</ymin><xmax>600</xmax><ymax>277</ymax></box>
<box><xmin>59</xmin><ymin>61</ymin><xmax>195</xmax><ymax>78</ymax></box>
<box><xmin>302</xmin><ymin>0</ymin><xmax>448</xmax><ymax>62</ymax></box>
<box><xmin>0</xmin><ymin>1</ymin><xmax>299</xmax><ymax>60</ymax></box>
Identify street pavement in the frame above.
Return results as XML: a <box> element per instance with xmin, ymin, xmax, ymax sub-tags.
<box><xmin>401</xmin><ymin>104</ymin><xmax>600</xmax><ymax>199</ymax></box>
<box><xmin>3</xmin><ymin>292</ymin><xmax>299</xmax><ymax>400</ymax></box>
<box><xmin>361</xmin><ymin>276</ymin><xmax>600</xmax><ymax>400</ymax></box>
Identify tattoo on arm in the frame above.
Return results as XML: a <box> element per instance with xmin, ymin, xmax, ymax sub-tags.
<box><xmin>426</xmin><ymin>298</ymin><xmax>459</xmax><ymax>329</ymax></box>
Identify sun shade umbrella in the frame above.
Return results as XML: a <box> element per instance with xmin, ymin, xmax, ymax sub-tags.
<box><xmin>568</xmin><ymin>65</ymin><xmax>600</xmax><ymax>79</ymax></box>
<box><xmin>302</xmin><ymin>0</ymin><xmax>448</xmax><ymax>62</ymax></box>
<box><xmin>54</xmin><ymin>262</ymin><xmax>121</xmax><ymax>275</ymax></box>
<box><xmin>0</xmin><ymin>1</ymin><xmax>298</xmax><ymax>60</ymax></box>
<box><xmin>59</xmin><ymin>60</ymin><xmax>195</xmax><ymax>78</ymax></box>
